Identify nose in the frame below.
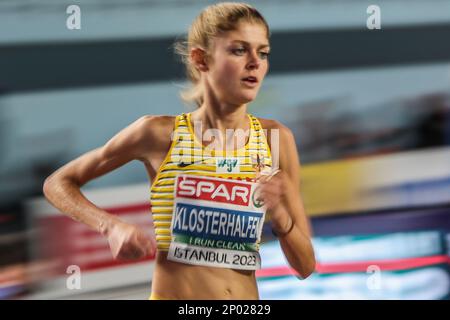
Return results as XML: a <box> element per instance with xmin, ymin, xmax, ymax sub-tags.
<box><xmin>246</xmin><ymin>51</ymin><xmax>260</xmax><ymax>70</ymax></box>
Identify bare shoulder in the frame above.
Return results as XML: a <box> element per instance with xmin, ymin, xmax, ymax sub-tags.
<box><xmin>127</xmin><ymin>114</ymin><xmax>175</xmax><ymax>144</ymax></box>
<box><xmin>135</xmin><ymin>114</ymin><xmax>175</xmax><ymax>135</ymax></box>
<box><xmin>102</xmin><ymin>114</ymin><xmax>176</xmax><ymax>162</ymax></box>
<box><xmin>257</xmin><ymin>117</ymin><xmax>282</xmax><ymax>130</ymax></box>
<box><xmin>131</xmin><ymin>114</ymin><xmax>176</xmax><ymax>155</ymax></box>
<box><xmin>256</xmin><ymin>117</ymin><xmax>295</xmax><ymax>145</ymax></box>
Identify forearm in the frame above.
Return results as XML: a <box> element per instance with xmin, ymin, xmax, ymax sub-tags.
<box><xmin>277</xmin><ymin>223</ymin><xmax>316</xmax><ymax>279</ymax></box>
<box><xmin>43</xmin><ymin>176</ymin><xmax>120</xmax><ymax>236</ymax></box>
<box><xmin>271</xmin><ymin>208</ymin><xmax>316</xmax><ymax>279</ymax></box>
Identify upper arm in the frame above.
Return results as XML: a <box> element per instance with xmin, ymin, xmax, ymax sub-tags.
<box><xmin>263</xmin><ymin>119</ymin><xmax>313</xmax><ymax>238</ymax></box>
<box><xmin>279</xmin><ymin>124</ymin><xmax>313</xmax><ymax>237</ymax></box>
<box><xmin>46</xmin><ymin>115</ymin><xmax>163</xmax><ymax>186</ymax></box>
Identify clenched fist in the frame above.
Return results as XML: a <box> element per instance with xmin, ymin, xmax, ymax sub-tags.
<box><xmin>106</xmin><ymin>221</ymin><xmax>156</xmax><ymax>261</ymax></box>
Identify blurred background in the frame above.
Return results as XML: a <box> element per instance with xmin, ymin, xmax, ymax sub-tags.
<box><xmin>1</xmin><ymin>0</ymin><xmax>449</xmax><ymax>299</ymax></box>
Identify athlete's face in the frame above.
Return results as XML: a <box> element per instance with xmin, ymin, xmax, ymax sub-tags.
<box><xmin>205</xmin><ymin>22</ymin><xmax>270</xmax><ymax>105</ymax></box>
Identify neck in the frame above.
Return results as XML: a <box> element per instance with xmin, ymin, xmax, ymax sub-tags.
<box><xmin>190</xmin><ymin>95</ymin><xmax>250</xmax><ymax>150</ymax></box>
<box><xmin>193</xmin><ymin>95</ymin><xmax>248</xmax><ymax>132</ymax></box>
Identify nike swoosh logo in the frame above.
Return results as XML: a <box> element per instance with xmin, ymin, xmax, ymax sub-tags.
<box><xmin>178</xmin><ymin>160</ymin><xmax>205</xmax><ymax>168</ymax></box>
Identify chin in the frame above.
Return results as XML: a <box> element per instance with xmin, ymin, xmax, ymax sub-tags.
<box><xmin>223</xmin><ymin>87</ymin><xmax>259</xmax><ymax>105</ymax></box>
<box><xmin>236</xmin><ymin>91</ymin><xmax>259</xmax><ymax>104</ymax></box>
<box><xmin>231</xmin><ymin>97</ymin><xmax>254</xmax><ymax>106</ymax></box>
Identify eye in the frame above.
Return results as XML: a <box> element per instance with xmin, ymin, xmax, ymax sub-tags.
<box><xmin>259</xmin><ymin>51</ymin><xmax>270</xmax><ymax>59</ymax></box>
<box><xmin>231</xmin><ymin>47</ymin><xmax>246</xmax><ymax>56</ymax></box>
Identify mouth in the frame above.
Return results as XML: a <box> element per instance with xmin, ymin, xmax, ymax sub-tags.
<box><xmin>241</xmin><ymin>76</ymin><xmax>258</xmax><ymax>87</ymax></box>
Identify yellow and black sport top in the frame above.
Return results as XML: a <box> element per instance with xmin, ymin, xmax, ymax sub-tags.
<box><xmin>150</xmin><ymin>112</ymin><xmax>272</xmax><ymax>252</ymax></box>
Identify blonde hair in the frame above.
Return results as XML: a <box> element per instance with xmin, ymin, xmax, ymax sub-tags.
<box><xmin>174</xmin><ymin>2</ymin><xmax>270</xmax><ymax>107</ymax></box>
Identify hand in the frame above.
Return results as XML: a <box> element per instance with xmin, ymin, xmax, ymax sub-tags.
<box><xmin>106</xmin><ymin>221</ymin><xmax>156</xmax><ymax>261</ymax></box>
<box><xmin>257</xmin><ymin>170</ymin><xmax>293</xmax><ymax>234</ymax></box>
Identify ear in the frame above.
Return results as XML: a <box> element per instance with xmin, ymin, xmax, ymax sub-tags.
<box><xmin>190</xmin><ymin>47</ymin><xmax>209</xmax><ymax>72</ymax></box>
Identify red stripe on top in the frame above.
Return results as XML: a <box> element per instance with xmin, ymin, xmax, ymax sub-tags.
<box><xmin>256</xmin><ymin>255</ymin><xmax>450</xmax><ymax>278</ymax></box>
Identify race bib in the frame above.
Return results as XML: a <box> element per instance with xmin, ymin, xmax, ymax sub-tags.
<box><xmin>168</xmin><ymin>175</ymin><xmax>266</xmax><ymax>270</ymax></box>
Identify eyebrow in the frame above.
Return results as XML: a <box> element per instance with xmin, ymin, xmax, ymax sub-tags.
<box><xmin>230</xmin><ymin>40</ymin><xmax>270</xmax><ymax>49</ymax></box>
